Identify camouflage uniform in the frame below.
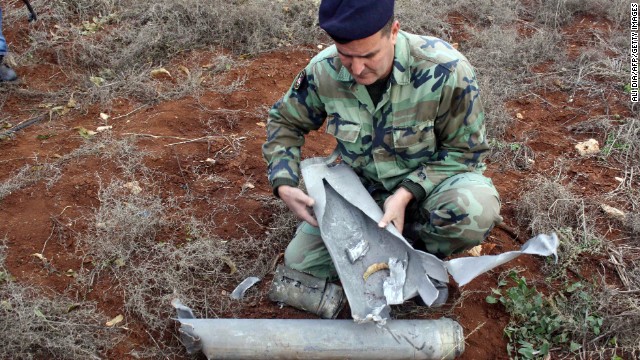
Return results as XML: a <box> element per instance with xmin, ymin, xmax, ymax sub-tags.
<box><xmin>263</xmin><ymin>31</ymin><xmax>502</xmax><ymax>279</ymax></box>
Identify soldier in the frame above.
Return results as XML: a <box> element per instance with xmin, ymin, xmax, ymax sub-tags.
<box><xmin>263</xmin><ymin>0</ymin><xmax>502</xmax><ymax>312</ymax></box>
<box><xmin>0</xmin><ymin>7</ymin><xmax>18</xmax><ymax>82</ymax></box>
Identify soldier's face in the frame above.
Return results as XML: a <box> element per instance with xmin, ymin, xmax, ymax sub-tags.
<box><xmin>335</xmin><ymin>21</ymin><xmax>400</xmax><ymax>85</ymax></box>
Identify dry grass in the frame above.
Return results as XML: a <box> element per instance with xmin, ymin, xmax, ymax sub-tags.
<box><xmin>2</xmin><ymin>0</ymin><xmax>319</xmax><ymax>106</ymax></box>
<box><xmin>1</xmin><ymin>118</ymin><xmax>295</xmax><ymax>356</ymax></box>
<box><xmin>0</xmin><ymin>162</ymin><xmax>62</xmax><ymax>201</ymax></box>
<box><xmin>0</xmin><ymin>135</ymin><xmax>143</xmax><ymax>201</ymax></box>
<box><xmin>516</xmin><ymin>175</ymin><xmax>605</xmax><ymax>276</ymax></box>
<box><xmin>526</xmin><ymin>0</ymin><xmax>630</xmax><ymax>29</ymax></box>
<box><xmin>489</xmin><ymin>140</ymin><xmax>536</xmax><ymax>171</ymax></box>
<box><xmin>465</xmin><ymin>26</ymin><xmax>563</xmax><ymax>138</ymax></box>
<box><xmin>569</xmin><ymin>115</ymin><xmax>640</xmax><ymax>238</ymax></box>
<box><xmin>0</xmin><ymin>241</ymin><xmax>120</xmax><ymax>360</ymax></box>
<box><xmin>515</xmin><ymin>174</ymin><xmax>640</xmax><ymax>358</ymax></box>
<box><xmin>588</xmin><ymin>243</ymin><xmax>640</xmax><ymax>359</ymax></box>
<box><xmin>74</xmin><ymin>176</ymin><xmax>295</xmax><ymax>356</ymax></box>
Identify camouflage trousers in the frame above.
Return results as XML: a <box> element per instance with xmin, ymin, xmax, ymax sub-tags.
<box><xmin>284</xmin><ymin>172</ymin><xmax>502</xmax><ymax>280</ymax></box>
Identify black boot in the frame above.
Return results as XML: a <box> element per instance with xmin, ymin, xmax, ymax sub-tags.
<box><xmin>0</xmin><ymin>55</ymin><xmax>18</xmax><ymax>82</ymax></box>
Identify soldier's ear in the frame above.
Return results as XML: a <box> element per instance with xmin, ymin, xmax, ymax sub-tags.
<box><xmin>390</xmin><ymin>21</ymin><xmax>400</xmax><ymax>44</ymax></box>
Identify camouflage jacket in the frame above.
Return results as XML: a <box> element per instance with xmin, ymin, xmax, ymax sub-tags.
<box><xmin>263</xmin><ymin>31</ymin><xmax>489</xmax><ymax>202</ymax></box>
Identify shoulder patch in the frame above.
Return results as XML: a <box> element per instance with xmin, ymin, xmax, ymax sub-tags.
<box><xmin>293</xmin><ymin>69</ymin><xmax>306</xmax><ymax>90</ymax></box>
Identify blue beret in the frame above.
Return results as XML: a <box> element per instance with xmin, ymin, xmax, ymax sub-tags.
<box><xmin>319</xmin><ymin>0</ymin><xmax>394</xmax><ymax>42</ymax></box>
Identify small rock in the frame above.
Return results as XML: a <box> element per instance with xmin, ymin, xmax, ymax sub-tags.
<box><xmin>516</xmin><ymin>113</ymin><xmax>524</xmax><ymax>119</ymax></box>
<box><xmin>575</xmin><ymin>139</ymin><xmax>599</xmax><ymax>156</ymax></box>
<box><xmin>467</xmin><ymin>243</ymin><xmax>496</xmax><ymax>257</ymax></box>
<box><xmin>123</xmin><ymin>181</ymin><xmax>142</xmax><ymax>194</ymax></box>
<box><xmin>601</xmin><ymin>204</ymin><xmax>625</xmax><ymax>221</ymax></box>
<box><xmin>100</xmin><ymin>113</ymin><xmax>110</xmax><ymax>121</ymax></box>
<box><xmin>96</xmin><ymin>125</ymin><xmax>112</xmax><ymax>132</ymax></box>
<box><xmin>242</xmin><ymin>182</ymin><xmax>255</xmax><ymax>190</ymax></box>
<box><xmin>317</xmin><ymin>44</ymin><xmax>324</xmax><ymax>49</ymax></box>
<box><xmin>105</xmin><ymin>314</ymin><xmax>124</xmax><ymax>327</ymax></box>
<box><xmin>205</xmin><ymin>158</ymin><xmax>216</xmax><ymax>166</ymax></box>
<box><xmin>614</xmin><ymin>177</ymin><xmax>624</xmax><ymax>183</ymax></box>
<box><xmin>467</xmin><ymin>245</ymin><xmax>482</xmax><ymax>257</ymax></box>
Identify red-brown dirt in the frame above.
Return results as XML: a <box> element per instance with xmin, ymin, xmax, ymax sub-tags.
<box><xmin>0</xmin><ymin>12</ymin><xmax>633</xmax><ymax>360</ymax></box>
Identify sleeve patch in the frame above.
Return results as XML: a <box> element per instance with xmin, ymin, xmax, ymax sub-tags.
<box><xmin>293</xmin><ymin>69</ymin><xmax>307</xmax><ymax>90</ymax></box>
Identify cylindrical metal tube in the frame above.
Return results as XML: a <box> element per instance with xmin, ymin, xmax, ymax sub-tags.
<box><xmin>177</xmin><ymin>318</ymin><xmax>465</xmax><ymax>360</ymax></box>
<box><xmin>269</xmin><ymin>265</ymin><xmax>346</xmax><ymax>319</ymax></box>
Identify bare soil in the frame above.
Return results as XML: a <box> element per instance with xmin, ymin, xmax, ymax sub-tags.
<box><xmin>0</xmin><ymin>12</ymin><xmax>633</xmax><ymax>360</ymax></box>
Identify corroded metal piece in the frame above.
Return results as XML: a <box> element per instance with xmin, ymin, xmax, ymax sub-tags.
<box><xmin>268</xmin><ymin>265</ymin><xmax>346</xmax><ymax>319</ymax></box>
<box><xmin>173</xmin><ymin>299</ymin><xmax>465</xmax><ymax>360</ymax></box>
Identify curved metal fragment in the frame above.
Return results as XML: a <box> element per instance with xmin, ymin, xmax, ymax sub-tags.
<box><xmin>300</xmin><ymin>154</ymin><xmax>560</xmax><ymax>323</ymax></box>
<box><xmin>229</xmin><ymin>276</ymin><xmax>261</xmax><ymax>300</ymax></box>
<box><xmin>301</xmin><ymin>159</ymin><xmax>446</xmax><ymax>322</ymax></box>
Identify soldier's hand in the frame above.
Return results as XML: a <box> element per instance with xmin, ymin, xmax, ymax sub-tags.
<box><xmin>378</xmin><ymin>187</ymin><xmax>414</xmax><ymax>233</ymax></box>
<box><xmin>278</xmin><ymin>185</ymin><xmax>318</xmax><ymax>227</ymax></box>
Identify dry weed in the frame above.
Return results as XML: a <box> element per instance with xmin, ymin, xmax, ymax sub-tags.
<box><xmin>0</xmin><ymin>162</ymin><xmax>62</xmax><ymax>201</ymax></box>
<box><xmin>455</xmin><ymin>0</ymin><xmax>521</xmax><ymax>26</ymax></box>
<box><xmin>0</xmin><ymin>135</ymin><xmax>144</xmax><ymax>202</ymax></box>
<box><xmin>517</xmin><ymin>175</ymin><xmax>606</xmax><ymax>278</ymax></box>
<box><xmin>627</xmin><ymin>212</ymin><xmax>640</xmax><ymax>239</ymax></box>
<box><xmin>489</xmin><ymin>140</ymin><xmax>536</xmax><ymax>171</ymax></box>
<box><xmin>0</xmin><ymin>242</ymin><xmax>120</xmax><ymax>360</ymax></box>
<box><xmin>466</xmin><ymin>26</ymin><xmax>562</xmax><ymax>138</ymax></box>
<box><xmin>22</xmin><ymin>0</ymin><xmax>320</xmax><ymax>71</ymax></box>
<box><xmin>2</xmin><ymin>0</ymin><xmax>319</xmax><ymax>106</ymax></box>
<box><xmin>592</xmin><ymin>245</ymin><xmax>640</xmax><ymax>358</ymax></box>
<box><xmin>75</xmin><ymin>177</ymin><xmax>295</xmax><ymax>356</ymax></box>
<box><xmin>395</xmin><ymin>0</ymin><xmax>451</xmax><ymax>38</ymax></box>
<box><xmin>569</xmin><ymin>116</ymin><xmax>640</xmax><ymax>237</ymax></box>
<box><xmin>527</xmin><ymin>0</ymin><xmax>629</xmax><ymax>29</ymax></box>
